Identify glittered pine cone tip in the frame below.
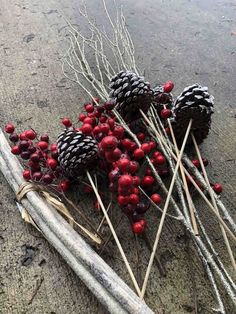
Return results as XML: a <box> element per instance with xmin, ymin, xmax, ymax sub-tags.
<box><xmin>171</xmin><ymin>84</ymin><xmax>214</xmax><ymax>145</ymax></box>
<box><xmin>57</xmin><ymin>129</ymin><xmax>99</xmax><ymax>176</ymax></box>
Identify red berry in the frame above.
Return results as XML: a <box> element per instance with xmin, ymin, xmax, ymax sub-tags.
<box><xmin>108</xmin><ymin>118</ymin><xmax>115</xmax><ymax>129</ymax></box>
<box><xmin>21</xmin><ymin>151</ymin><xmax>30</xmax><ymax>160</ymax></box>
<box><xmin>93</xmin><ymin>126</ymin><xmax>101</xmax><ymax>135</ymax></box>
<box><xmin>19</xmin><ymin>140</ymin><xmax>29</xmax><ymax>151</ymax></box>
<box><xmin>30</xmin><ymin>153</ymin><xmax>40</xmax><ymax>162</ymax></box>
<box><xmin>118</xmin><ymin>187</ymin><xmax>131</xmax><ymax>196</ymax></box>
<box><xmin>137</xmin><ymin>132</ymin><xmax>145</xmax><ymax>142</ymax></box>
<box><xmin>37</xmin><ymin>141</ymin><xmax>48</xmax><ymax>151</ymax></box>
<box><xmin>51</xmin><ymin>150</ymin><xmax>58</xmax><ymax>160</ymax></box>
<box><xmin>32</xmin><ymin>172</ymin><xmax>42</xmax><ymax>181</ymax></box>
<box><xmin>23</xmin><ymin>169</ymin><xmax>31</xmax><ymax>181</ymax></box>
<box><xmin>156</xmin><ymin>155</ymin><xmax>166</xmax><ymax>165</ymax></box>
<box><xmin>9</xmin><ymin>133</ymin><xmax>19</xmax><ymax>143</ymax></box>
<box><xmin>94</xmin><ymin>111</ymin><xmax>101</xmax><ymax>118</ymax></box>
<box><xmin>19</xmin><ymin>132</ymin><xmax>27</xmax><ymax>140</ymax></box>
<box><xmin>145</xmin><ymin>168</ymin><xmax>153</xmax><ymax>176</ymax></box>
<box><xmin>96</xmin><ymin>106</ymin><xmax>105</xmax><ymax>114</ymax></box>
<box><xmin>213</xmin><ymin>183</ymin><xmax>223</xmax><ymax>194</ymax></box>
<box><xmin>51</xmin><ymin>143</ymin><xmax>57</xmax><ymax>151</ymax></box>
<box><xmin>40</xmin><ymin>134</ymin><xmax>49</xmax><ymax>142</ymax></box>
<box><xmin>28</xmin><ymin>161</ymin><xmax>40</xmax><ymax>171</ymax></box>
<box><xmin>192</xmin><ymin>159</ymin><xmax>200</xmax><ymax>168</ymax></box>
<box><xmin>133</xmin><ymin>176</ymin><xmax>141</xmax><ymax>186</ymax></box>
<box><xmin>133</xmin><ymin>148</ymin><xmax>145</xmax><ymax>160</ymax></box>
<box><xmin>153</xmin><ymin>151</ymin><xmax>161</xmax><ymax>159</ymax></box>
<box><xmin>122</xmin><ymin>204</ymin><xmax>136</xmax><ymax>215</ymax></box>
<box><xmin>105</xmin><ymin>148</ymin><xmax>122</xmax><ymax>162</ymax></box>
<box><xmin>25</xmin><ymin>129</ymin><xmax>36</xmax><ymax>140</ymax></box>
<box><xmin>47</xmin><ymin>158</ymin><xmax>58</xmax><ymax>170</ymax></box>
<box><xmin>59</xmin><ymin>180</ymin><xmax>70</xmax><ymax>192</ymax></box>
<box><xmin>103</xmin><ymin>100</ymin><xmax>115</xmax><ymax>110</ymax></box>
<box><xmin>132</xmin><ymin>187</ymin><xmax>140</xmax><ymax>195</ymax></box>
<box><xmin>129</xmin><ymin>194</ymin><xmax>139</xmax><ymax>205</ymax></box>
<box><xmin>118</xmin><ymin>174</ymin><xmax>133</xmax><ymax>188</ymax></box>
<box><xmin>100</xmin><ymin>123</ymin><xmax>110</xmax><ymax>134</ymax></box>
<box><xmin>136</xmin><ymin>202</ymin><xmax>149</xmax><ymax>214</ymax></box>
<box><xmin>121</xmin><ymin>138</ymin><xmax>132</xmax><ymax>150</ymax></box>
<box><xmin>130</xmin><ymin>142</ymin><xmax>138</xmax><ymax>152</ymax></box>
<box><xmin>149</xmin><ymin>141</ymin><xmax>156</xmax><ymax>149</ymax></box>
<box><xmin>62</xmin><ymin>118</ymin><xmax>72</xmax><ymax>127</ymax></box>
<box><xmin>79</xmin><ymin>113</ymin><xmax>86</xmax><ymax>122</ymax></box>
<box><xmin>5</xmin><ymin>123</ymin><xmax>15</xmax><ymax>133</ymax></box>
<box><xmin>132</xmin><ymin>222</ymin><xmax>145</xmax><ymax>234</ymax></box>
<box><xmin>129</xmin><ymin>161</ymin><xmax>139</xmax><ymax>174</ymax></box>
<box><xmin>160</xmin><ymin>109</ymin><xmax>171</xmax><ymax>119</ymax></box>
<box><xmin>165</xmin><ymin>127</ymin><xmax>171</xmax><ymax>135</ymax></box>
<box><xmin>117</xmin><ymin>158</ymin><xmax>130</xmax><ymax>173</ymax></box>
<box><xmin>100</xmin><ymin>136</ymin><xmax>118</xmax><ymax>151</ymax></box>
<box><xmin>99</xmin><ymin>116</ymin><xmax>107</xmax><ymax>123</ymax></box>
<box><xmin>141</xmin><ymin>143</ymin><xmax>151</xmax><ymax>154</ymax></box>
<box><xmin>117</xmin><ymin>195</ymin><xmax>129</xmax><ymax>206</ymax></box>
<box><xmin>151</xmin><ymin>193</ymin><xmax>162</xmax><ymax>205</ymax></box>
<box><xmin>42</xmin><ymin>174</ymin><xmax>53</xmax><ymax>184</ymax></box>
<box><xmin>80</xmin><ymin>123</ymin><xmax>93</xmax><ymax>135</ymax></box>
<box><xmin>142</xmin><ymin>176</ymin><xmax>155</xmax><ymax>186</ymax></box>
<box><xmin>139</xmin><ymin>219</ymin><xmax>147</xmax><ymax>227</ymax></box>
<box><xmin>85</xmin><ymin>103</ymin><xmax>94</xmax><ymax>113</ymax></box>
<box><xmin>163</xmin><ymin>80</ymin><xmax>174</xmax><ymax>93</ymax></box>
<box><xmin>94</xmin><ymin>200</ymin><xmax>100</xmax><ymax>211</ymax></box>
<box><xmin>113</xmin><ymin>125</ymin><xmax>125</xmax><ymax>139</ymax></box>
<box><xmin>202</xmin><ymin>158</ymin><xmax>209</xmax><ymax>167</ymax></box>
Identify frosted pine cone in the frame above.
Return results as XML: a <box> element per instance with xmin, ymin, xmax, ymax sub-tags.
<box><xmin>57</xmin><ymin>129</ymin><xmax>98</xmax><ymax>176</ymax></box>
<box><xmin>109</xmin><ymin>70</ymin><xmax>153</xmax><ymax>122</ymax></box>
<box><xmin>171</xmin><ymin>84</ymin><xmax>214</xmax><ymax>145</ymax></box>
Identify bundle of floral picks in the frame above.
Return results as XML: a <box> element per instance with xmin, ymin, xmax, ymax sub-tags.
<box><xmin>1</xmin><ymin>1</ymin><xmax>235</xmax><ymax>313</ymax></box>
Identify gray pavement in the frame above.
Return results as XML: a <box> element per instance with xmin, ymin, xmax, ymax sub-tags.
<box><xmin>0</xmin><ymin>0</ymin><xmax>235</xmax><ymax>313</ymax></box>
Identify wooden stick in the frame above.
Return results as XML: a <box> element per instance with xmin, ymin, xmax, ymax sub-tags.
<box><xmin>140</xmin><ymin>119</ymin><xmax>193</xmax><ymax>299</ymax></box>
<box><xmin>140</xmin><ymin>111</ymin><xmax>236</xmax><ymax>243</ymax></box>
<box><xmin>165</xmin><ymin>107</ymin><xmax>199</xmax><ymax>235</ymax></box>
<box><xmin>86</xmin><ymin>171</ymin><xmax>142</xmax><ymax>297</ymax></box>
<box><xmin>191</xmin><ymin>133</ymin><xmax>236</xmax><ymax>271</ymax></box>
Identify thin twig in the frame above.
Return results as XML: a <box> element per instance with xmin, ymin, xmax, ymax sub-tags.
<box><xmin>87</xmin><ymin>171</ymin><xmax>142</xmax><ymax>296</ymax></box>
<box><xmin>141</xmin><ymin>119</ymin><xmax>193</xmax><ymax>299</ymax></box>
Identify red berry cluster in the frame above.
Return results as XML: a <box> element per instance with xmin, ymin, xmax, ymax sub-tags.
<box><xmin>57</xmin><ymin>98</ymin><xmax>170</xmax><ymax>234</ymax></box>
<box><xmin>4</xmin><ymin>123</ymin><xmax>69</xmax><ymax>192</ymax></box>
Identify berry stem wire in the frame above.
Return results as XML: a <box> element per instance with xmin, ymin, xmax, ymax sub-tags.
<box><xmin>191</xmin><ymin>133</ymin><xmax>236</xmax><ymax>272</ymax></box>
<box><xmin>140</xmin><ymin>119</ymin><xmax>193</xmax><ymax>299</ymax></box>
<box><xmin>86</xmin><ymin>171</ymin><xmax>142</xmax><ymax>297</ymax></box>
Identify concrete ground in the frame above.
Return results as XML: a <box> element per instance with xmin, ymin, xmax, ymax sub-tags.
<box><xmin>0</xmin><ymin>0</ymin><xmax>235</xmax><ymax>313</ymax></box>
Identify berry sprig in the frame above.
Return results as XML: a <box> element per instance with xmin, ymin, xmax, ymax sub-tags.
<box><xmin>4</xmin><ymin>123</ymin><xmax>69</xmax><ymax>192</ymax></box>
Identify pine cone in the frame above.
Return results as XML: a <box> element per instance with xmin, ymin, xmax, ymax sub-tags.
<box><xmin>109</xmin><ymin>70</ymin><xmax>153</xmax><ymax>122</ymax></box>
<box><xmin>171</xmin><ymin>84</ymin><xmax>214</xmax><ymax>145</ymax></box>
<box><xmin>57</xmin><ymin>129</ymin><xmax>98</xmax><ymax>176</ymax></box>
